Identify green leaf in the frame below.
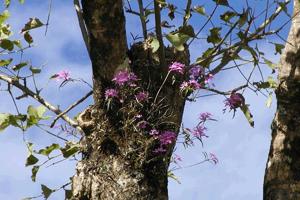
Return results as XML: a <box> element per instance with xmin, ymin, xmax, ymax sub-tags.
<box><xmin>26</xmin><ymin>154</ymin><xmax>39</xmax><ymax>166</ymax></box>
<box><xmin>207</xmin><ymin>27</ymin><xmax>222</xmax><ymax>44</ymax></box>
<box><xmin>213</xmin><ymin>0</ymin><xmax>229</xmax><ymax>6</ymax></box>
<box><xmin>168</xmin><ymin>171</ymin><xmax>181</xmax><ymax>184</ymax></box>
<box><xmin>273</xmin><ymin>43</ymin><xmax>284</xmax><ymax>55</ymax></box>
<box><xmin>178</xmin><ymin>25</ymin><xmax>196</xmax><ymax>38</ymax></box>
<box><xmin>167</xmin><ymin>4</ymin><xmax>176</xmax><ymax>20</ymax></box>
<box><xmin>0</xmin><ymin>58</ymin><xmax>13</xmax><ymax>66</ymax></box>
<box><xmin>21</xmin><ymin>18</ymin><xmax>44</xmax><ymax>33</ymax></box>
<box><xmin>166</xmin><ymin>32</ymin><xmax>190</xmax><ymax>51</ymax></box>
<box><xmin>41</xmin><ymin>184</ymin><xmax>53</xmax><ymax>199</ymax></box>
<box><xmin>0</xmin><ymin>114</ymin><xmax>24</xmax><ymax>131</ymax></box>
<box><xmin>26</xmin><ymin>105</ymin><xmax>47</xmax><ymax>128</ymax></box>
<box><xmin>12</xmin><ymin>62</ymin><xmax>28</xmax><ymax>71</ymax></box>
<box><xmin>0</xmin><ymin>39</ymin><xmax>14</xmax><ymax>51</ymax></box>
<box><xmin>0</xmin><ymin>10</ymin><xmax>10</xmax><ymax>24</ymax></box>
<box><xmin>31</xmin><ymin>166</ymin><xmax>40</xmax><ymax>182</ymax></box>
<box><xmin>0</xmin><ymin>113</ymin><xmax>11</xmax><ymax>131</ymax></box>
<box><xmin>196</xmin><ymin>47</ymin><xmax>214</xmax><ymax>67</ymax></box>
<box><xmin>254</xmin><ymin>76</ymin><xmax>277</xmax><ymax>89</ymax></box>
<box><xmin>0</xmin><ymin>24</ymin><xmax>12</xmax><ymax>40</ymax></box>
<box><xmin>150</xmin><ymin>37</ymin><xmax>160</xmax><ymax>53</ymax></box>
<box><xmin>238</xmin><ymin>10</ymin><xmax>248</xmax><ymax>27</ymax></box>
<box><xmin>19</xmin><ymin>0</ymin><xmax>25</xmax><ymax>4</ymax></box>
<box><xmin>24</xmin><ymin>31</ymin><xmax>33</xmax><ymax>44</ymax></box>
<box><xmin>13</xmin><ymin>40</ymin><xmax>22</xmax><ymax>49</ymax></box>
<box><xmin>38</xmin><ymin>144</ymin><xmax>60</xmax><ymax>156</ymax></box>
<box><xmin>266</xmin><ymin>93</ymin><xmax>273</xmax><ymax>108</ymax></box>
<box><xmin>243</xmin><ymin>45</ymin><xmax>258</xmax><ymax>65</ymax></box>
<box><xmin>155</xmin><ymin>0</ymin><xmax>167</xmax><ymax>7</ymax></box>
<box><xmin>4</xmin><ymin>0</ymin><xmax>10</xmax><ymax>8</ymax></box>
<box><xmin>262</xmin><ymin>57</ymin><xmax>277</xmax><ymax>73</ymax></box>
<box><xmin>193</xmin><ymin>5</ymin><xmax>206</xmax><ymax>16</ymax></box>
<box><xmin>30</xmin><ymin>66</ymin><xmax>41</xmax><ymax>74</ymax></box>
<box><xmin>220</xmin><ymin>11</ymin><xmax>237</xmax><ymax>23</ymax></box>
<box><xmin>60</xmin><ymin>143</ymin><xmax>79</xmax><ymax>158</ymax></box>
<box><xmin>240</xmin><ymin>104</ymin><xmax>254</xmax><ymax>127</ymax></box>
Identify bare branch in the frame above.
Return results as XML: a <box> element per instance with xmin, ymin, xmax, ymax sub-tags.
<box><xmin>137</xmin><ymin>0</ymin><xmax>147</xmax><ymax>39</ymax></box>
<box><xmin>74</xmin><ymin>0</ymin><xmax>90</xmax><ymax>57</ymax></box>
<box><xmin>0</xmin><ymin>74</ymin><xmax>81</xmax><ymax>132</ymax></box>
<box><xmin>50</xmin><ymin>90</ymin><xmax>93</xmax><ymax>128</ymax></box>
<box><xmin>183</xmin><ymin>0</ymin><xmax>192</xmax><ymax>25</ymax></box>
<box><xmin>154</xmin><ymin>0</ymin><xmax>166</xmax><ymax>68</ymax></box>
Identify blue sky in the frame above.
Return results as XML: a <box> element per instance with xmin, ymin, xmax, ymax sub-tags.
<box><xmin>0</xmin><ymin>0</ymin><xmax>292</xmax><ymax>199</ymax></box>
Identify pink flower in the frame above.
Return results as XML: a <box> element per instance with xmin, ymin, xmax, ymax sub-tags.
<box><xmin>192</xmin><ymin>125</ymin><xmax>208</xmax><ymax>138</ymax></box>
<box><xmin>204</xmin><ymin>73</ymin><xmax>213</xmax><ymax>84</ymax></box>
<box><xmin>112</xmin><ymin>70</ymin><xmax>137</xmax><ymax>86</ymax></box>
<box><xmin>158</xmin><ymin>131</ymin><xmax>176</xmax><ymax>145</ymax></box>
<box><xmin>169</xmin><ymin>62</ymin><xmax>185</xmax><ymax>74</ymax></box>
<box><xmin>199</xmin><ymin>112</ymin><xmax>212</xmax><ymax>121</ymax></box>
<box><xmin>224</xmin><ymin>93</ymin><xmax>244</xmax><ymax>109</ymax></box>
<box><xmin>180</xmin><ymin>80</ymin><xmax>201</xmax><ymax>91</ymax></box>
<box><xmin>135</xmin><ymin>91</ymin><xmax>149</xmax><ymax>102</ymax></box>
<box><xmin>149</xmin><ymin>129</ymin><xmax>159</xmax><ymax>136</ymax></box>
<box><xmin>105</xmin><ymin>88</ymin><xmax>118</xmax><ymax>99</ymax></box>
<box><xmin>173</xmin><ymin>154</ymin><xmax>182</xmax><ymax>163</ymax></box>
<box><xmin>189</xmin><ymin>66</ymin><xmax>203</xmax><ymax>79</ymax></box>
<box><xmin>138</xmin><ymin>121</ymin><xmax>148</xmax><ymax>129</ymax></box>
<box><xmin>209</xmin><ymin>153</ymin><xmax>218</xmax><ymax>164</ymax></box>
<box><xmin>153</xmin><ymin>146</ymin><xmax>167</xmax><ymax>154</ymax></box>
<box><xmin>54</xmin><ymin>70</ymin><xmax>70</xmax><ymax>81</ymax></box>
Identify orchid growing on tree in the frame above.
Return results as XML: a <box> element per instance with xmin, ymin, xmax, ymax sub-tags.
<box><xmin>0</xmin><ymin>0</ymin><xmax>297</xmax><ymax>199</ymax></box>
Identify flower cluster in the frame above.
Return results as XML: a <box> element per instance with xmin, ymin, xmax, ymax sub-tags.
<box><xmin>191</xmin><ymin>125</ymin><xmax>208</xmax><ymax>138</ymax></box>
<box><xmin>180</xmin><ymin>80</ymin><xmax>202</xmax><ymax>91</ymax></box>
<box><xmin>199</xmin><ymin>112</ymin><xmax>212</xmax><ymax>121</ymax></box>
<box><xmin>224</xmin><ymin>93</ymin><xmax>244</xmax><ymax>110</ymax></box>
<box><xmin>189</xmin><ymin>66</ymin><xmax>201</xmax><ymax>79</ymax></box>
<box><xmin>104</xmin><ymin>70</ymin><xmax>146</xmax><ymax>105</ymax></box>
<box><xmin>150</xmin><ymin>129</ymin><xmax>177</xmax><ymax>154</ymax></box>
<box><xmin>112</xmin><ymin>70</ymin><xmax>137</xmax><ymax>86</ymax></box>
<box><xmin>182</xmin><ymin>112</ymin><xmax>213</xmax><ymax>146</ymax></box>
<box><xmin>135</xmin><ymin>91</ymin><xmax>149</xmax><ymax>102</ymax></box>
<box><xmin>168</xmin><ymin>62</ymin><xmax>185</xmax><ymax>74</ymax></box>
<box><xmin>175</xmin><ymin>64</ymin><xmax>214</xmax><ymax>95</ymax></box>
<box><xmin>105</xmin><ymin>88</ymin><xmax>118</xmax><ymax>99</ymax></box>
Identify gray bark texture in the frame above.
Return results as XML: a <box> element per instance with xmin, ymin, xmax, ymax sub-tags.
<box><xmin>264</xmin><ymin>1</ymin><xmax>300</xmax><ymax>199</ymax></box>
<box><xmin>70</xmin><ymin>1</ymin><xmax>189</xmax><ymax>199</ymax></box>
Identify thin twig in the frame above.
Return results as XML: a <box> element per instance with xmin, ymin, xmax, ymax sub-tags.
<box><xmin>50</xmin><ymin>90</ymin><xmax>92</xmax><ymax>128</ymax></box>
<box><xmin>37</xmin><ymin>125</ymin><xmax>68</xmax><ymax>141</ymax></box>
<box><xmin>45</xmin><ymin>0</ymin><xmax>53</xmax><ymax>35</ymax></box>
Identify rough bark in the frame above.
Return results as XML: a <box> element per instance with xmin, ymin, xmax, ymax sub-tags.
<box><xmin>264</xmin><ymin>1</ymin><xmax>300</xmax><ymax>199</ymax></box>
<box><xmin>70</xmin><ymin>1</ymin><xmax>190</xmax><ymax>199</ymax></box>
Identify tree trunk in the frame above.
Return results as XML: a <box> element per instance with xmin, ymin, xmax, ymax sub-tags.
<box><xmin>264</xmin><ymin>1</ymin><xmax>300</xmax><ymax>199</ymax></box>
<box><xmin>70</xmin><ymin>1</ymin><xmax>189</xmax><ymax>199</ymax></box>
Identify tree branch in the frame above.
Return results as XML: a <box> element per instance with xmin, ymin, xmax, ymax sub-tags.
<box><xmin>50</xmin><ymin>90</ymin><xmax>93</xmax><ymax>128</ymax></box>
<box><xmin>154</xmin><ymin>0</ymin><xmax>166</xmax><ymax>68</ymax></box>
<box><xmin>137</xmin><ymin>0</ymin><xmax>147</xmax><ymax>40</ymax></box>
<box><xmin>0</xmin><ymin>74</ymin><xmax>81</xmax><ymax>132</ymax></box>
<box><xmin>183</xmin><ymin>0</ymin><xmax>192</xmax><ymax>25</ymax></box>
<box><xmin>74</xmin><ymin>0</ymin><xmax>90</xmax><ymax>57</ymax></box>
